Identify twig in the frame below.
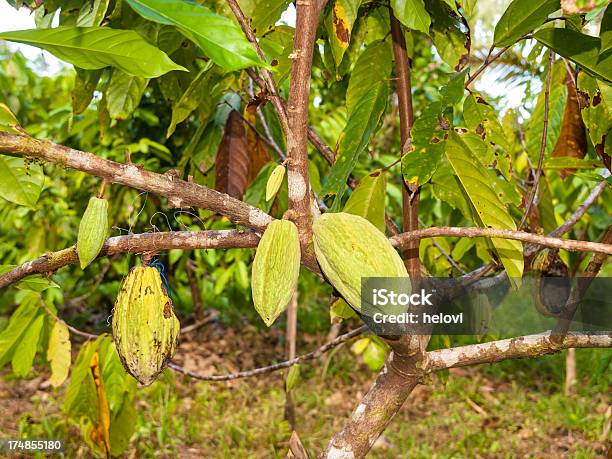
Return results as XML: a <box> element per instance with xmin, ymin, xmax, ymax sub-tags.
<box><xmin>518</xmin><ymin>51</ymin><xmax>554</xmax><ymax>230</ymax></box>
<box><xmin>168</xmin><ymin>326</ymin><xmax>367</xmax><ymax>381</ymax></box>
<box><xmin>40</xmin><ymin>300</ymin><xmax>99</xmax><ymax>340</ymax></box>
<box><xmin>465</xmin><ymin>45</ymin><xmax>511</xmax><ymax>88</ymax></box>
<box><xmin>181</xmin><ymin>310</ymin><xmax>219</xmax><ymax>334</ymax></box>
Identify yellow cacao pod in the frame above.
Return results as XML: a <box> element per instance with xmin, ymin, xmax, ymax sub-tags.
<box><xmin>77</xmin><ymin>196</ymin><xmax>109</xmax><ymax>269</ymax></box>
<box><xmin>266</xmin><ymin>164</ymin><xmax>285</xmax><ymax>202</ymax></box>
<box><xmin>112</xmin><ymin>266</ymin><xmax>180</xmax><ymax>385</ymax></box>
<box><xmin>313</xmin><ymin>212</ymin><xmax>408</xmax><ymax>311</ymax></box>
<box><xmin>251</xmin><ymin>219</ymin><xmax>301</xmax><ymax>326</ymax></box>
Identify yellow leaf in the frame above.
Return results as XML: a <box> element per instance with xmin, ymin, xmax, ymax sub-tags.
<box><xmin>47</xmin><ymin>321</ymin><xmax>71</xmax><ymax>387</ymax></box>
<box><xmin>89</xmin><ymin>351</ymin><xmax>111</xmax><ymax>458</ymax></box>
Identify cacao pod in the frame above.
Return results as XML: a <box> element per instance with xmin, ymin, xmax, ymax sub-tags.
<box><xmin>251</xmin><ymin>219</ymin><xmax>301</xmax><ymax>326</ymax></box>
<box><xmin>531</xmin><ymin>249</ymin><xmax>570</xmax><ymax>317</ymax></box>
<box><xmin>313</xmin><ymin>212</ymin><xmax>408</xmax><ymax>311</ymax></box>
<box><xmin>112</xmin><ymin>266</ymin><xmax>180</xmax><ymax>385</ymax></box>
<box><xmin>77</xmin><ymin>196</ymin><xmax>109</xmax><ymax>269</ymax></box>
<box><xmin>266</xmin><ymin>164</ymin><xmax>285</xmax><ymax>202</ymax></box>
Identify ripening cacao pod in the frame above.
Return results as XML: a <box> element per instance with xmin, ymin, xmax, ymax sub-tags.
<box><xmin>531</xmin><ymin>248</ymin><xmax>570</xmax><ymax>317</ymax></box>
<box><xmin>313</xmin><ymin>212</ymin><xmax>408</xmax><ymax>311</ymax></box>
<box><xmin>77</xmin><ymin>196</ymin><xmax>109</xmax><ymax>269</ymax></box>
<box><xmin>251</xmin><ymin>219</ymin><xmax>301</xmax><ymax>326</ymax></box>
<box><xmin>266</xmin><ymin>164</ymin><xmax>285</xmax><ymax>202</ymax></box>
<box><xmin>112</xmin><ymin>266</ymin><xmax>180</xmax><ymax>385</ymax></box>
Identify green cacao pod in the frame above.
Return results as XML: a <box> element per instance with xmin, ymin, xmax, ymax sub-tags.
<box><xmin>77</xmin><ymin>196</ymin><xmax>109</xmax><ymax>269</ymax></box>
<box><xmin>313</xmin><ymin>212</ymin><xmax>408</xmax><ymax>311</ymax></box>
<box><xmin>266</xmin><ymin>164</ymin><xmax>285</xmax><ymax>202</ymax></box>
<box><xmin>112</xmin><ymin>266</ymin><xmax>180</xmax><ymax>385</ymax></box>
<box><xmin>251</xmin><ymin>219</ymin><xmax>301</xmax><ymax>326</ymax></box>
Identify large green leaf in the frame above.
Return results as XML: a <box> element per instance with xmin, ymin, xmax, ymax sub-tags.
<box><xmin>321</xmin><ymin>82</ymin><xmax>388</xmax><ymax>198</ymax></box>
<box><xmin>126</xmin><ymin>0</ymin><xmax>265</xmax><ymax>71</ymax></box>
<box><xmin>534</xmin><ymin>29</ymin><xmax>612</xmax><ymax>82</ymax></box>
<box><xmin>346</xmin><ymin>40</ymin><xmax>392</xmax><ymax>113</ymax></box>
<box><xmin>343</xmin><ymin>170</ymin><xmax>387</xmax><ymax>232</ymax></box>
<box><xmin>11</xmin><ymin>314</ymin><xmax>44</xmax><ymax>377</ymax></box>
<box><xmin>0</xmin><ymin>27</ymin><xmax>185</xmax><ymax>78</ymax></box>
<box><xmin>324</xmin><ymin>0</ymin><xmax>364</xmax><ymax>66</ymax></box>
<box><xmin>0</xmin><ymin>293</ymin><xmax>41</xmax><ymax>368</ymax></box>
<box><xmin>106</xmin><ymin>70</ymin><xmax>149</xmax><ymax>121</ymax></box>
<box><xmin>76</xmin><ymin>0</ymin><xmax>111</xmax><ymax>26</ymax></box>
<box><xmin>391</xmin><ymin>0</ymin><xmax>431</xmax><ymax>35</ymax></box>
<box><xmin>493</xmin><ymin>0</ymin><xmax>559</xmax><ymax>48</ymax></box>
<box><xmin>444</xmin><ymin>132</ymin><xmax>524</xmax><ymax>286</ymax></box>
<box><xmin>64</xmin><ymin>336</ymin><xmax>103</xmax><ymax>420</ymax></box>
<box><xmin>0</xmin><ymin>155</ymin><xmax>44</xmax><ymax>208</ymax></box>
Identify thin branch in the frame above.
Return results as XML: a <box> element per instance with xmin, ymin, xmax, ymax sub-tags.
<box><xmin>0</xmin><ymin>230</ymin><xmax>260</xmax><ymax>289</ymax></box>
<box><xmin>168</xmin><ymin>326</ymin><xmax>367</xmax><ymax>381</ymax></box>
<box><xmin>390</xmin><ymin>227</ymin><xmax>612</xmax><ymax>255</ymax></box>
<box><xmin>40</xmin><ymin>300</ymin><xmax>99</xmax><ymax>340</ymax></box>
<box><xmin>4</xmin><ymin>225</ymin><xmax>611</xmax><ymax>290</ymax></box>
<box><xmin>518</xmin><ymin>51</ymin><xmax>554</xmax><ymax>230</ymax></box>
<box><xmin>465</xmin><ymin>45</ymin><xmax>511</xmax><ymax>88</ymax></box>
<box><xmin>425</xmin><ymin>332</ymin><xmax>612</xmax><ymax>372</ymax></box>
<box><xmin>0</xmin><ymin>133</ymin><xmax>272</xmax><ymax>230</ymax></box>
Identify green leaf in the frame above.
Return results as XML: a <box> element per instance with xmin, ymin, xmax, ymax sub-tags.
<box><xmin>493</xmin><ymin>0</ymin><xmax>559</xmax><ymax>48</ymax></box>
<box><xmin>444</xmin><ymin>132</ymin><xmax>524</xmax><ymax>286</ymax></box>
<box><xmin>109</xmin><ymin>397</ymin><xmax>137</xmax><ymax>456</ymax></box>
<box><xmin>0</xmin><ymin>155</ymin><xmax>44</xmax><ymax>208</ymax></box>
<box><xmin>429</xmin><ymin>0</ymin><xmax>469</xmax><ymax>70</ymax></box>
<box><xmin>391</xmin><ymin>0</ymin><xmax>431</xmax><ymax>35</ymax></box>
<box><xmin>363</xmin><ymin>339</ymin><xmax>386</xmax><ymax>371</ymax></box>
<box><xmin>238</xmin><ymin>0</ymin><xmax>291</xmax><ymax>34</ymax></box>
<box><xmin>402</xmin><ymin>147</ymin><xmax>443</xmax><ymax>187</ymax></box>
<box><xmin>126</xmin><ymin>0</ymin><xmax>266</xmax><ymax>71</ymax></box>
<box><xmin>343</xmin><ymin>170</ymin><xmax>387</xmax><ymax>232</ymax></box>
<box><xmin>0</xmin><ymin>102</ymin><xmax>21</xmax><ymax>134</ymax></box>
<box><xmin>167</xmin><ymin>64</ymin><xmax>227</xmax><ymax>137</ymax></box>
<box><xmin>543</xmin><ymin>157</ymin><xmax>603</xmax><ymax>169</ymax></box>
<box><xmin>321</xmin><ymin>82</ymin><xmax>388</xmax><ymax>198</ymax></box>
<box><xmin>324</xmin><ymin>0</ymin><xmax>364</xmax><ymax>66</ymax></box>
<box><xmin>534</xmin><ymin>29</ymin><xmax>612</xmax><ymax>82</ymax></box>
<box><xmin>72</xmin><ymin>68</ymin><xmax>102</xmax><ymax>115</ymax></box>
<box><xmin>11</xmin><ymin>314</ymin><xmax>44</xmax><ymax>377</ymax></box>
<box><xmin>47</xmin><ymin>321</ymin><xmax>71</xmax><ymax>387</ymax></box>
<box><xmin>0</xmin><ymin>293</ymin><xmax>41</xmax><ymax>368</ymax></box>
<box><xmin>330</xmin><ymin>298</ymin><xmax>357</xmax><ymax>322</ymax></box>
<box><xmin>77</xmin><ymin>0</ymin><xmax>111</xmax><ymax>27</ymax></box>
<box><xmin>64</xmin><ymin>336</ymin><xmax>103</xmax><ymax>419</ymax></box>
<box><xmin>346</xmin><ymin>40</ymin><xmax>392</xmax><ymax>113</ymax></box>
<box><xmin>463</xmin><ymin>94</ymin><xmax>510</xmax><ymax>151</ymax></box>
<box><xmin>106</xmin><ymin>70</ymin><xmax>149</xmax><ymax>121</ymax></box>
<box><xmin>600</xmin><ymin>6</ymin><xmax>612</xmax><ymax>55</ymax></box>
<box><xmin>0</xmin><ymin>27</ymin><xmax>185</xmax><ymax>78</ymax></box>
<box><xmin>17</xmin><ymin>275</ymin><xmax>61</xmax><ymax>292</ymax></box>
<box><xmin>577</xmin><ymin>73</ymin><xmax>612</xmax><ymax>148</ymax></box>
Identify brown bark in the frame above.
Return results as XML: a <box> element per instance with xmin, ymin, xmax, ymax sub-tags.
<box><xmin>0</xmin><ymin>133</ymin><xmax>272</xmax><ymax>230</ymax></box>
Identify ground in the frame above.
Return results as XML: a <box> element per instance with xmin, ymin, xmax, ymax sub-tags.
<box><xmin>0</xmin><ymin>322</ymin><xmax>610</xmax><ymax>458</ymax></box>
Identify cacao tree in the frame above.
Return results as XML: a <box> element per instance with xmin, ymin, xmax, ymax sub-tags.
<box><xmin>0</xmin><ymin>0</ymin><xmax>611</xmax><ymax>456</ymax></box>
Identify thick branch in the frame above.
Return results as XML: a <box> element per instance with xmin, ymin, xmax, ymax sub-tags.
<box><xmin>391</xmin><ymin>227</ymin><xmax>612</xmax><ymax>255</ymax></box>
<box><xmin>426</xmin><ymin>332</ymin><xmax>612</xmax><ymax>372</ymax></box>
<box><xmin>0</xmin><ymin>133</ymin><xmax>272</xmax><ymax>230</ymax></box>
<box><xmin>0</xmin><ymin>230</ymin><xmax>260</xmax><ymax>289</ymax></box>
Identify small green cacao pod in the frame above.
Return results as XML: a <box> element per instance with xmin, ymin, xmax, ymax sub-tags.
<box><xmin>112</xmin><ymin>266</ymin><xmax>180</xmax><ymax>386</ymax></box>
<box><xmin>251</xmin><ymin>219</ymin><xmax>301</xmax><ymax>326</ymax></box>
<box><xmin>77</xmin><ymin>196</ymin><xmax>109</xmax><ymax>269</ymax></box>
<box><xmin>266</xmin><ymin>164</ymin><xmax>286</xmax><ymax>202</ymax></box>
<box><xmin>313</xmin><ymin>212</ymin><xmax>408</xmax><ymax>311</ymax></box>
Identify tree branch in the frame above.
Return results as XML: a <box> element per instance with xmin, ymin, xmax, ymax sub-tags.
<box><xmin>390</xmin><ymin>227</ymin><xmax>612</xmax><ymax>255</ymax></box>
<box><xmin>168</xmin><ymin>325</ymin><xmax>367</xmax><ymax>381</ymax></box>
<box><xmin>0</xmin><ymin>230</ymin><xmax>260</xmax><ymax>289</ymax></box>
<box><xmin>425</xmin><ymin>332</ymin><xmax>612</xmax><ymax>372</ymax></box>
<box><xmin>0</xmin><ymin>133</ymin><xmax>272</xmax><ymax>230</ymax></box>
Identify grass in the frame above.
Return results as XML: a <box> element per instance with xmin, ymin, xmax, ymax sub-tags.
<box><xmin>3</xmin><ymin>343</ymin><xmax>610</xmax><ymax>458</ymax></box>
